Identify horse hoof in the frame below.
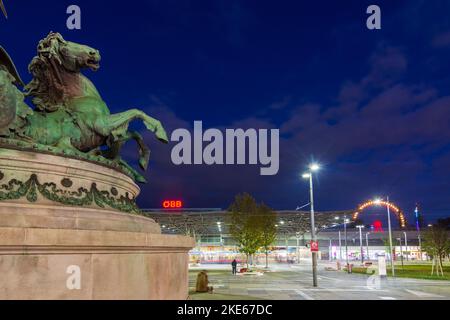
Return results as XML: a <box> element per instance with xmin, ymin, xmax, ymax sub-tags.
<box><xmin>139</xmin><ymin>157</ymin><xmax>149</xmax><ymax>171</ymax></box>
<box><xmin>156</xmin><ymin>128</ymin><xmax>169</xmax><ymax>143</ymax></box>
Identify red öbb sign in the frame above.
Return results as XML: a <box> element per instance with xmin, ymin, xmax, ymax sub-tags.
<box><xmin>162</xmin><ymin>200</ymin><xmax>183</xmax><ymax>209</ymax></box>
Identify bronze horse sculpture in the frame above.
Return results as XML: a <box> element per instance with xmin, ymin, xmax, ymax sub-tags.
<box><xmin>0</xmin><ymin>32</ymin><xmax>168</xmax><ymax>182</ymax></box>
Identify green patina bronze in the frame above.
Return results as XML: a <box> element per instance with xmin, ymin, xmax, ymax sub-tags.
<box><xmin>0</xmin><ymin>32</ymin><xmax>168</xmax><ymax>183</ymax></box>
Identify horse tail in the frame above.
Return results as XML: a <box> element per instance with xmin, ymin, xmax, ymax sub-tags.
<box><xmin>0</xmin><ymin>46</ymin><xmax>25</xmax><ymax>87</ymax></box>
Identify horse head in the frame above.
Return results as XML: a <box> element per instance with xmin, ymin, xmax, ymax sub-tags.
<box><xmin>26</xmin><ymin>32</ymin><xmax>101</xmax><ymax>111</ymax></box>
<box><xmin>37</xmin><ymin>32</ymin><xmax>101</xmax><ymax>73</ymax></box>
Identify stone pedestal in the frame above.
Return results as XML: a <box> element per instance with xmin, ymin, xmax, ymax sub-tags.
<box><xmin>0</xmin><ymin>148</ymin><xmax>194</xmax><ymax>300</ymax></box>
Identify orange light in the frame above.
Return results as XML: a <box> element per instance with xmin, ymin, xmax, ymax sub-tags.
<box><xmin>353</xmin><ymin>199</ymin><xmax>407</xmax><ymax>228</ymax></box>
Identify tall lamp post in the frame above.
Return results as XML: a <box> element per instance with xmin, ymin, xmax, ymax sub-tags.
<box><xmin>375</xmin><ymin>197</ymin><xmax>395</xmax><ymax>277</ymax></box>
<box><xmin>418</xmin><ymin>234</ymin><xmax>422</xmax><ymax>261</ymax></box>
<box><xmin>365</xmin><ymin>232</ymin><xmax>370</xmax><ymax>261</ymax></box>
<box><xmin>338</xmin><ymin>231</ymin><xmax>342</xmax><ymax>260</ymax></box>
<box><xmin>397</xmin><ymin>237</ymin><xmax>404</xmax><ymax>269</ymax></box>
<box><xmin>403</xmin><ymin>231</ymin><xmax>408</xmax><ymax>261</ymax></box>
<box><xmin>356</xmin><ymin>225</ymin><xmax>365</xmax><ymax>264</ymax></box>
<box><xmin>335</xmin><ymin>216</ymin><xmax>342</xmax><ymax>260</ymax></box>
<box><xmin>302</xmin><ymin>163</ymin><xmax>320</xmax><ymax>287</ymax></box>
<box><xmin>344</xmin><ymin>215</ymin><xmax>349</xmax><ymax>272</ymax></box>
<box><xmin>329</xmin><ymin>239</ymin><xmax>332</xmax><ymax>261</ymax></box>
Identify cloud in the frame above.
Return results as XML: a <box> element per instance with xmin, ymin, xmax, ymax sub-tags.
<box><xmin>120</xmin><ymin>44</ymin><xmax>450</xmax><ymax>220</ymax></box>
<box><xmin>361</xmin><ymin>46</ymin><xmax>408</xmax><ymax>88</ymax></box>
<box><xmin>432</xmin><ymin>31</ymin><xmax>450</xmax><ymax>48</ymax></box>
<box><xmin>269</xmin><ymin>95</ymin><xmax>292</xmax><ymax>110</ymax></box>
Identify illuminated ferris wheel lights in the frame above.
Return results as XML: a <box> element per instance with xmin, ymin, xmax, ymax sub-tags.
<box><xmin>353</xmin><ymin>199</ymin><xmax>408</xmax><ymax>229</ymax></box>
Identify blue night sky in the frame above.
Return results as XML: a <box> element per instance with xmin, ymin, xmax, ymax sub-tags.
<box><xmin>2</xmin><ymin>0</ymin><xmax>450</xmax><ymax>225</ymax></box>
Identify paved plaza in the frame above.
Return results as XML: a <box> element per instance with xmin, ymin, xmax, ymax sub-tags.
<box><xmin>188</xmin><ymin>263</ymin><xmax>450</xmax><ymax>300</ymax></box>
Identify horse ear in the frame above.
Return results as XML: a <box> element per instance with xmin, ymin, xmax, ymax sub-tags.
<box><xmin>0</xmin><ymin>46</ymin><xmax>25</xmax><ymax>87</ymax></box>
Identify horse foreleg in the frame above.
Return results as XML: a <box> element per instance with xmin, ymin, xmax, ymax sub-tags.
<box><xmin>139</xmin><ymin>114</ymin><xmax>168</xmax><ymax>143</ymax></box>
<box><xmin>94</xmin><ymin>109</ymin><xmax>139</xmax><ymax>138</ymax></box>
<box><xmin>94</xmin><ymin>109</ymin><xmax>168</xmax><ymax>143</ymax></box>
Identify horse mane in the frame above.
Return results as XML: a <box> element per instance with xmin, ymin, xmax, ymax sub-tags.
<box><xmin>25</xmin><ymin>32</ymin><xmax>69</xmax><ymax>112</ymax></box>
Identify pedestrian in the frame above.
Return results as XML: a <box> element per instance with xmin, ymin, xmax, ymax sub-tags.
<box><xmin>231</xmin><ymin>259</ymin><xmax>237</xmax><ymax>275</ymax></box>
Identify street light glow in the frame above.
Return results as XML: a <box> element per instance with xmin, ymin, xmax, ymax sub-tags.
<box><xmin>374</xmin><ymin>198</ymin><xmax>382</xmax><ymax>205</ymax></box>
<box><xmin>302</xmin><ymin>173</ymin><xmax>311</xmax><ymax>179</ymax></box>
<box><xmin>309</xmin><ymin>163</ymin><xmax>320</xmax><ymax>171</ymax></box>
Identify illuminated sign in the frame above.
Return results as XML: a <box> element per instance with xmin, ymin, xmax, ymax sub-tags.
<box><xmin>373</xmin><ymin>220</ymin><xmax>383</xmax><ymax>233</ymax></box>
<box><xmin>162</xmin><ymin>200</ymin><xmax>183</xmax><ymax>209</ymax></box>
<box><xmin>310</xmin><ymin>241</ymin><xmax>319</xmax><ymax>252</ymax></box>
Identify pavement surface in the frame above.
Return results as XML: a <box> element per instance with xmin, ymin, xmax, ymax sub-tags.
<box><xmin>188</xmin><ymin>263</ymin><xmax>450</xmax><ymax>300</ymax></box>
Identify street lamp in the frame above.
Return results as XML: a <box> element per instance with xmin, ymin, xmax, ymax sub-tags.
<box><xmin>365</xmin><ymin>232</ymin><xmax>370</xmax><ymax>261</ymax></box>
<box><xmin>344</xmin><ymin>216</ymin><xmax>349</xmax><ymax>272</ymax></box>
<box><xmin>375</xmin><ymin>197</ymin><xmax>395</xmax><ymax>277</ymax></box>
<box><xmin>338</xmin><ymin>226</ymin><xmax>342</xmax><ymax>260</ymax></box>
<box><xmin>334</xmin><ymin>216</ymin><xmax>342</xmax><ymax>261</ymax></box>
<box><xmin>302</xmin><ymin>163</ymin><xmax>320</xmax><ymax>287</ymax></box>
<box><xmin>329</xmin><ymin>238</ymin><xmax>332</xmax><ymax>261</ymax></box>
<box><xmin>403</xmin><ymin>231</ymin><xmax>408</xmax><ymax>261</ymax></box>
<box><xmin>418</xmin><ymin>233</ymin><xmax>422</xmax><ymax>261</ymax></box>
<box><xmin>397</xmin><ymin>237</ymin><xmax>404</xmax><ymax>269</ymax></box>
<box><xmin>356</xmin><ymin>225</ymin><xmax>364</xmax><ymax>264</ymax></box>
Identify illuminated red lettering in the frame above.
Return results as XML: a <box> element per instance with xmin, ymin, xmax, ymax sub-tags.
<box><xmin>162</xmin><ymin>200</ymin><xmax>183</xmax><ymax>209</ymax></box>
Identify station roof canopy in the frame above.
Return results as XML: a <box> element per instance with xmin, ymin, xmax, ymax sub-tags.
<box><xmin>142</xmin><ymin>209</ymin><xmax>353</xmax><ymax>236</ymax></box>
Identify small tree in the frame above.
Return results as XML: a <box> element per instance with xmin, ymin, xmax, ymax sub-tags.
<box><xmin>258</xmin><ymin>203</ymin><xmax>277</xmax><ymax>268</ymax></box>
<box><xmin>422</xmin><ymin>225</ymin><xmax>450</xmax><ymax>276</ymax></box>
<box><xmin>228</xmin><ymin>193</ymin><xmax>263</xmax><ymax>268</ymax></box>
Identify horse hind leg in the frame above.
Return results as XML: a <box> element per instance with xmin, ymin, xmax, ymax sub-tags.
<box><xmin>128</xmin><ymin>131</ymin><xmax>150</xmax><ymax>171</ymax></box>
<box><xmin>118</xmin><ymin>159</ymin><xmax>147</xmax><ymax>183</ymax></box>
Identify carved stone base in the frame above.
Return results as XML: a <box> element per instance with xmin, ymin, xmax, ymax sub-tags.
<box><xmin>0</xmin><ymin>148</ymin><xmax>195</xmax><ymax>300</ymax></box>
<box><xmin>0</xmin><ymin>203</ymin><xmax>195</xmax><ymax>300</ymax></box>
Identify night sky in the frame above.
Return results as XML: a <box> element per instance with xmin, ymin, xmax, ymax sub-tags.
<box><xmin>2</xmin><ymin>0</ymin><xmax>450</xmax><ymax>225</ymax></box>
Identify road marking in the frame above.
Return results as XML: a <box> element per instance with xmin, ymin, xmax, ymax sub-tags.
<box><xmin>322</xmin><ymin>288</ymin><xmax>388</xmax><ymax>292</ymax></box>
<box><xmin>405</xmin><ymin>289</ymin><xmax>444</xmax><ymax>298</ymax></box>
<box><xmin>295</xmin><ymin>290</ymin><xmax>314</xmax><ymax>300</ymax></box>
<box><xmin>317</xmin><ymin>275</ymin><xmax>343</xmax><ymax>281</ymax></box>
<box><xmin>379</xmin><ymin>296</ymin><xmax>396</xmax><ymax>300</ymax></box>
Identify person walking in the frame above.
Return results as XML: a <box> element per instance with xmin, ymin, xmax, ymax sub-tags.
<box><xmin>231</xmin><ymin>259</ymin><xmax>237</xmax><ymax>275</ymax></box>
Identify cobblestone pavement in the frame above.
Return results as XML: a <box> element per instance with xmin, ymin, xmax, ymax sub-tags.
<box><xmin>189</xmin><ymin>263</ymin><xmax>450</xmax><ymax>300</ymax></box>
